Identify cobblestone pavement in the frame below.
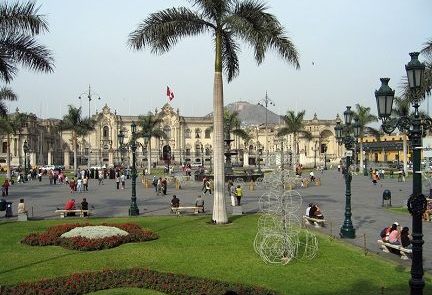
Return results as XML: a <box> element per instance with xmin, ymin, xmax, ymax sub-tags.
<box><xmin>2</xmin><ymin>169</ymin><xmax>431</xmax><ymax>273</ymax></box>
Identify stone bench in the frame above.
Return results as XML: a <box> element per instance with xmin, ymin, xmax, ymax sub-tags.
<box><xmin>377</xmin><ymin>240</ymin><xmax>412</xmax><ymax>260</ymax></box>
<box><xmin>303</xmin><ymin>215</ymin><xmax>326</xmax><ymax>228</ymax></box>
<box><xmin>55</xmin><ymin>209</ymin><xmax>92</xmax><ymax>218</ymax></box>
<box><xmin>170</xmin><ymin>206</ymin><xmax>202</xmax><ymax>215</ymax></box>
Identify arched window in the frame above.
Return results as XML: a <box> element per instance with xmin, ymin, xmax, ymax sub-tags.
<box><xmin>195</xmin><ymin>128</ymin><xmax>201</xmax><ymax>138</ymax></box>
<box><xmin>103</xmin><ymin>126</ymin><xmax>109</xmax><ymax>138</ymax></box>
<box><xmin>185</xmin><ymin>129</ymin><xmax>191</xmax><ymax>139</ymax></box>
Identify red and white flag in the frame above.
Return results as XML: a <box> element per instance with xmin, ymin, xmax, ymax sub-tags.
<box><xmin>166</xmin><ymin>86</ymin><xmax>174</xmax><ymax>102</ymax></box>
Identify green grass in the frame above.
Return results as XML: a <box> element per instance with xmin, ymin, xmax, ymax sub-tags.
<box><xmin>0</xmin><ymin>215</ymin><xmax>430</xmax><ymax>295</ymax></box>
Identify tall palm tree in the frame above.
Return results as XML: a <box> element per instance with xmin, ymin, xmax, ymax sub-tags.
<box><xmin>0</xmin><ymin>111</ymin><xmax>32</xmax><ymax>179</ymax></box>
<box><xmin>277</xmin><ymin>110</ymin><xmax>311</xmax><ymax>169</ymax></box>
<box><xmin>354</xmin><ymin>104</ymin><xmax>378</xmax><ymax>174</ymax></box>
<box><xmin>391</xmin><ymin>96</ymin><xmax>411</xmax><ymax>175</ymax></box>
<box><xmin>128</xmin><ymin>0</ymin><xmax>299</xmax><ymax>224</ymax></box>
<box><xmin>59</xmin><ymin>105</ymin><xmax>95</xmax><ymax>173</ymax></box>
<box><xmin>0</xmin><ymin>86</ymin><xmax>17</xmax><ymax>115</ymax></box>
<box><xmin>137</xmin><ymin>113</ymin><xmax>168</xmax><ymax>175</ymax></box>
<box><xmin>0</xmin><ymin>1</ymin><xmax>54</xmax><ymax>83</ymax></box>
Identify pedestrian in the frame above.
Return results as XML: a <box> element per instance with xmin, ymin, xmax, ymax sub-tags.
<box><xmin>38</xmin><ymin>172</ymin><xmax>42</xmax><ymax>182</ymax></box>
<box><xmin>81</xmin><ymin>197</ymin><xmax>89</xmax><ymax>217</ymax></box>
<box><xmin>98</xmin><ymin>170</ymin><xmax>104</xmax><ymax>185</ymax></box>
<box><xmin>115</xmin><ymin>172</ymin><xmax>120</xmax><ymax>190</ymax></box>
<box><xmin>152</xmin><ymin>176</ymin><xmax>158</xmax><ymax>192</ymax></box>
<box><xmin>230</xmin><ymin>183</ymin><xmax>236</xmax><ymax>206</ymax></box>
<box><xmin>2</xmin><ymin>179</ymin><xmax>9</xmax><ymax>196</ymax></box>
<box><xmin>76</xmin><ymin>178</ymin><xmax>83</xmax><ymax>193</ymax></box>
<box><xmin>234</xmin><ymin>185</ymin><xmax>243</xmax><ymax>206</ymax></box>
<box><xmin>83</xmin><ymin>176</ymin><xmax>88</xmax><ymax>191</ymax></box>
<box><xmin>203</xmin><ymin>179</ymin><xmax>212</xmax><ymax>195</ymax></box>
<box><xmin>162</xmin><ymin>178</ymin><xmax>167</xmax><ymax>195</ymax></box>
<box><xmin>121</xmin><ymin>173</ymin><xmax>126</xmax><ymax>189</ymax></box>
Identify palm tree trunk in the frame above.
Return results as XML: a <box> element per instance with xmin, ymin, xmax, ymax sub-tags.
<box><xmin>212</xmin><ymin>30</ymin><xmax>228</xmax><ymax>224</ymax></box>
<box><xmin>148</xmin><ymin>141</ymin><xmax>152</xmax><ymax>175</ymax></box>
<box><xmin>6</xmin><ymin>133</ymin><xmax>11</xmax><ymax>179</ymax></box>
<box><xmin>359</xmin><ymin>139</ymin><xmax>364</xmax><ymax>174</ymax></box>
<box><xmin>73</xmin><ymin>133</ymin><xmax>77</xmax><ymax>174</ymax></box>
<box><xmin>403</xmin><ymin>133</ymin><xmax>408</xmax><ymax>174</ymax></box>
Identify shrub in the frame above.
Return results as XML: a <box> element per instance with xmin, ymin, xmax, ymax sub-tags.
<box><xmin>0</xmin><ymin>268</ymin><xmax>278</xmax><ymax>295</ymax></box>
<box><xmin>21</xmin><ymin>223</ymin><xmax>158</xmax><ymax>251</ymax></box>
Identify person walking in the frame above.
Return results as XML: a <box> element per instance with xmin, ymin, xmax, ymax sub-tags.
<box><xmin>235</xmin><ymin>185</ymin><xmax>243</xmax><ymax>206</ymax></box>
<box><xmin>203</xmin><ymin>179</ymin><xmax>212</xmax><ymax>195</ymax></box>
<box><xmin>120</xmin><ymin>173</ymin><xmax>126</xmax><ymax>189</ymax></box>
<box><xmin>76</xmin><ymin>178</ymin><xmax>83</xmax><ymax>193</ymax></box>
<box><xmin>115</xmin><ymin>172</ymin><xmax>120</xmax><ymax>190</ymax></box>
<box><xmin>83</xmin><ymin>176</ymin><xmax>89</xmax><ymax>191</ymax></box>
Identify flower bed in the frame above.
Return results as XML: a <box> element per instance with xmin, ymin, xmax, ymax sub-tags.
<box><xmin>0</xmin><ymin>268</ymin><xmax>278</xmax><ymax>295</ymax></box>
<box><xmin>21</xmin><ymin>223</ymin><xmax>158</xmax><ymax>251</ymax></box>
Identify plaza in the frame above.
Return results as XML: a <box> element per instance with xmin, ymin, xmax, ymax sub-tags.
<box><xmin>3</xmin><ymin>168</ymin><xmax>431</xmax><ymax>273</ymax></box>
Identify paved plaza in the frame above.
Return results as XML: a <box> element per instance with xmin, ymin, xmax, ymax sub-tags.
<box><xmin>1</xmin><ymin>169</ymin><xmax>431</xmax><ymax>273</ymax></box>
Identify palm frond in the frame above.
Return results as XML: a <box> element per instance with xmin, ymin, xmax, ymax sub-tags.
<box><xmin>0</xmin><ymin>51</ymin><xmax>17</xmax><ymax>82</ymax></box>
<box><xmin>190</xmin><ymin>0</ymin><xmax>234</xmax><ymax>21</ymax></box>
<box><xmin>421</xmin><ymin>38</ymin><xmax>432</xmax><ymax>57</ymax></box>
<box><xmin>0</xmin><ymin>1</ymin><xmax>49</xmax><ymax>36</ymax></box>
<box><xmin>128</xmin><ymin>7</ymin><xmax>213</xmax><ymax>55</ymax></box>
<box><xmin>221</xmin><ymin>30</ymin><xmax>240</xmax><ymax>82</ymax></box>
<box><xmin>0</xmin><ymin>33</ymin><xmax>54</xmax><ymax>81</ymax></box>
<box><xmin>232</xmin><ymin>128</ymin><xmax>250</xmax><ymax>142</ymax></box>
<box><xmin>0</xmin><ymin>86</ymin><xmax>17</xmax><ymax>101</ymax></box>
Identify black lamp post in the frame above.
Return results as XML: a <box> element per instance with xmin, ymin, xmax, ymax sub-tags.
<box><xmin>208</xmin><ymin>146</ymin><xmax>213</xmax><ymax>174</ymax></box>
<box><xmin>23</xmin><ymin>140</ymin><xmax>29</xmax><ymax>182</ymax></box>
<box><xmin>363</xmin><ymin>147</ymin><xmax>369</xmax><ymax>176</ymax></box>
<box><xmin>258</xmin><ymin>91</ymin><xmax>275</xmax><ymax>167</ymax></box>
<box><xmin>375</xmin><ymin>52</ymin><xmax>427</xmax><ymax>295</ymax></box>
<box><xmin>313</xmin><ymin>140</ymin><xmax>318</xmax><ymax>169</ymax></box>
<box><xmin>323</xmin><ymin>145</ymin><xmax>328</xmax><ymax>170</ymax></box>
<box><xmin>118</xmin><ymin>124</ymin><xmax>140</xmax><ymax>216</ymax></box>
<box><xmin>334</xmin><ymin>106</ymin><xmax>361</xmax><ymax>239</ymax></box>
<box><xmin>257</xmin><ymin>142</ymin><xmax>262</xmax><ymax>174</ymax></box>
<box><xmin>200</xmin><ymin>143</ymin><xmax>204</xmax><ymax>168</ymax></box>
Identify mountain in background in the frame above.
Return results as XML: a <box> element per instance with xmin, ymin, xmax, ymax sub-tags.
<box><xmin>206</xmin><ymin>101</ymin><xmax>281</xmax><ymax>126</ymax></box>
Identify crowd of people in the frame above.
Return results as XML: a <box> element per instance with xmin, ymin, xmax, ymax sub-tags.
<box><xmin>380</xmin><ymin>221</ymin><xmax>412</xmax><ymax>249</ymax></box>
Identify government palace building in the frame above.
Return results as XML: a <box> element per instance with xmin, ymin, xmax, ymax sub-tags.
<box><xmin>0</xmin><ymin>101</ymin><xmax>387</xmax><ymax>171</ymax></box>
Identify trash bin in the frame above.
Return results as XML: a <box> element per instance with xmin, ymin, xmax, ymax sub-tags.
<box><xmin>382</xmin><ymin>189</ymin><xmax>392</xmax><ymax>207</ymax></box>
<box><xmin>0</xmin><ymin>199</ymin><xmax>6</xmax><ymax>211</ymax></box>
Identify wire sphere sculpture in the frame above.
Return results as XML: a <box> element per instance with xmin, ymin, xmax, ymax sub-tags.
<box><xmin>254</xmin><ymin>184</ymin><xmax>318</xmax><ymax>264</ymax></box>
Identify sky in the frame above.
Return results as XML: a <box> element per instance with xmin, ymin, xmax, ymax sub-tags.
<box><xmin>6</xmin><ymin>0</ymin><xmax>432</xmax><ymax>121</ymax></box>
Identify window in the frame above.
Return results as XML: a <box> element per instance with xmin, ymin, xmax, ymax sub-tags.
<box><xmin>205</xmin><ymin>129</ymin><xmax>211</xmax><ymax>138</ymax></box>
<box><xmin>185</xmin><ymin>129</ymin><xmax>191</xmax><ymax>139</ymax></box>
<box><xmin>195</xmin><ymin>128</ymin><xmax>201</xmax><ymax>138</ymax></box>
<box><xmin>185</xmin><ymin>149</ymin><xmax>191</xmax><ymax>156</ymax></box>
<box><xmin>2</xmin><ymin>142</ymin><xmax>7</xmax><ymax>153</ymax></box>
<box><xmin>103</xmin><ymin>126</ymin><xmax>109</xmax><ymax>138</ymax></box>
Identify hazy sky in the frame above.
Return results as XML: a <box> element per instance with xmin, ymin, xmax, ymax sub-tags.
<box><xmin>7</xmin><ymin>0</ymin><xmax>432</xmax><ymax>120</ymax></box>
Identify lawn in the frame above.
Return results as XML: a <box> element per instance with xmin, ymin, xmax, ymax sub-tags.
<box><xmin>0</xmin><ymin>215</ymin><xmax>430</xmax><ymax>295</ymax></box>
<box><xmin>387</xmin><ymin>206</ymin><xmax>410</xmax><ymax>215</ymax></box>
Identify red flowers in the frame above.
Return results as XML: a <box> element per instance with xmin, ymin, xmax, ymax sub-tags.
<box><xmin>21</xmin><ymin>223</ymin><xmax>158</xmax><ymax>251</ymax></box>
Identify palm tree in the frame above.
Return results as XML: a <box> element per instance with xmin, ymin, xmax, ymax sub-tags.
<box><xmin>0</xmin><ymin>111</ymin><xmax>32</xmax><ymax>179</ymax></box>
<box><xmin>136</xmin><ymin>113</ymin><xmax>168</xmax><ymax>175</ymax></box>
<box><xmin>0</xmin><ymin>86</ymin><xmax>17</xmax><ymax>115</ymax></box>
<box><xmin>277</xmin><ymin>110</ymin><xmax>311</xmax><ymax>169</ymax></box>
<box><xmin>128</xmin><ymin>0</ymin><xmax>299</xmax><ymax>224</ymax></box>
<box><xmin>353</xmin><ymin>104</ymin><xmax>378</xmax><ymax>174</ymax></box>
<box><xmin>59</xmin><ymin>105</ymin><xmax>95</xmax><ymax>173</ymax></box>
<box><xmin>0</xmin><ymin>1</ymin><xmax>54</xmax><ymax>83</ymax></box>
<box><xmin>391</xmin><ymin>96</ymin><xmax>411</xmax><ymax>175</ymax></box>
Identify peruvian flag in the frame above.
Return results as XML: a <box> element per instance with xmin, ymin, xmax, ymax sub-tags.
<box><xmin>166</xmin><ymin>86</ymin><xmax>174</xmax><ymax>101</ymax></box>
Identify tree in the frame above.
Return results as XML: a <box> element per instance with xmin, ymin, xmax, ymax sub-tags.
<box><xmin>0</xmin><ymin>1</ymin><xmax>54</xmax><ymax>83</ymax></box>
<box><xmin>0</xmin><ymin>86</ymin><xmax>17</xmax><ymax>115</ymax></box>
<box><xmin>59</xmin><ymin>105</ymin><xmax>95</xmax><ymax>173</ymax></box>
<box><xmin>136</xmin><ymin>113</ymin><xmax>168</xmax><ymax>175</ymax></box>
<box><xmin>391</xmin><ymin>96</ymin><xmax>411</xmax><ymax>175</ymax></box>
<box><xmin>277</xmin><ymin>110</ymin><xmax>311</xmax><ymax>168</ymax></box>
<box><xmin>353</xmin><ymin>104</ymin><xmax>378</xmax><ymax>174</ymax></box>
<box><xmin>0</xmin><ymin>111</ymin><xmax>34</xmax><ymax>179</ymax></box>
<box><xmin>128</xmin><ymin>0</ymin><xmax>299</xmax><ymax>224</ymax></box>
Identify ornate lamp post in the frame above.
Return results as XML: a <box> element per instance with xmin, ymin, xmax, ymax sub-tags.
<box><xmin>257</xmin><ymin>141</ymin><xmax>262</xmax><ymax>174</ymax></box>
<box><xmin>118</xmin><ymin>124</ymin><xmax>140</xmax><ymax>216</ymax></box>
<box><xmin>200</xmin><ymin>143</ymin><xmax>204</xmax><ymax>168</ymax></box>
<box><xmin>258</xmin><ymin>91</ymin><xmax>275</xmax><ymax>167</ymax></box>
<box><xmin>208</xmin><ymin>146</ymin><xmax>213</xmax><ymax>174</ymax></box>
<box><xmin>23</xmin><ymin>140</ymin><xmax>29</xmax><ymax>182</ymax></box>
<box><xmin>313</xmin><ymin>140</ymin><xmax>318</xmax><ymax>169</ymax></box>
<box><xmin>375</xmin><ymin>52</ymin><xmax>427</xmax><ymax>295</ymax></box>
<box><xmin>334</xmin><ymin>106</ymin><xmax>361</xmax><ymax>239</ymax></box>
<box><xmin>363</xmin><ymin>147</ymin><xmax>369</xmax><ymax>176</ymax></box>
<box><xmin>323</xmin><ymin>145</ymin><xmax>328</xmax><ymax>170</ymax></box>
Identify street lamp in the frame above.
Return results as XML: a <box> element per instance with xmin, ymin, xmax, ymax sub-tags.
<box><xmin>118</xmin><ymin>123</ymin><xmax>140</xmax><ymax>216</ymax></box>
<box><xmin>258</xmin><ymin>91</ymin><xmax>275</xmax><ymax>167</ymax></box>
<box><xmin>323</xmin><ymin>145</ymin><xmax>328</xmax><ymax>170</ymax></box>
<box><xmin>79</xmin><ymin>85</ymin><xmax>101</xmax><ymax>167</ymax></box>
<box><xmin>334</xmin><ymin>106</ymin><xmax>361</xmax><ymax>239</ymax></box>
<box><xmin>313</xmin><ymin>140</ymin><xmax>318</xmax><ymax>169</ymax></box>
<box><xmin>200</xmin><ymin>143</ymin><xmax>204</xmax><ymax>168</ymax></box>
<box><xmin>375</xmin><ymin>52</ymin><xmax>427</xmax><ymax>295</ymax></box>
<box><xmin>363</xmin><ymin>147</ymin><xmax>369</xmax><ymax>176</ymax></box>
<box><xmin>208</xmin><ymin>146</ymin><xmax>213</xmax><ymax>174</ymax></box>
<box><xmin>257</xmin><ymin>141</ymin><xmax>262</xmax><ymax>174</ymax></box>
<box><xmin>23</xmin><ymin>140</ymin><xmax>29</xmax><ymax>182</ymax></box>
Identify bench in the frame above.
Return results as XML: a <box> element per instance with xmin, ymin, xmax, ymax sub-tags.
<box><xmin>55</xmin><ymin>209</ymin><xmax>92</xmax><ymax>218</ymax></box>
<box><xmin>377</xmin><ymin>240</ymin><xmax>412</xmax><ymax>260</ymax></box>
<box><xmin>303</xmin><ymin>215</ymin><xmax>326</xmax><ymax>228</ymax></box>
<box><xmin>170</xmin><ymin>206</ymin><xmax>202</xmax><ymax>215</ymax></box>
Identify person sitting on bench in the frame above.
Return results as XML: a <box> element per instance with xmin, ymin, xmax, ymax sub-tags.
<box><xmin>388</xmin><ymin>223</ymin><xmax>401</xmax><ymax>245</ymax></box>
<box><xmin>64</xmin><ymin>198</ymin><xmax>76</xmax><ymax>216</ymax></box>
<box><xmin>171</xmin><ymin>195</ymin><xmax>180</xmax><ymax>208</ymax></box>
<box><xmin>81</xmin><ymin>198</ymin><xmax>89</xmax><ymax>217</ymax></box>
<box><xmin>400</xmin><ymin>226</ymin><xmax>412</xmax><ymax>249</ymax></box>
<box><xmin>309</xmin><ymin>204</ymin><xmax>324</xmax><ymax>219</ymax></box>
<box><xmin>195</xmin><ymin>195</ymin><xmax>204</xmax><ymax>213</ymax></box>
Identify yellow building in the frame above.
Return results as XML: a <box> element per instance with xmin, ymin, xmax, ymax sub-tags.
<box><xmin>362</xmin><ymin>134</ymin><xmax>409</xmax><ymax>164</ymax></box>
